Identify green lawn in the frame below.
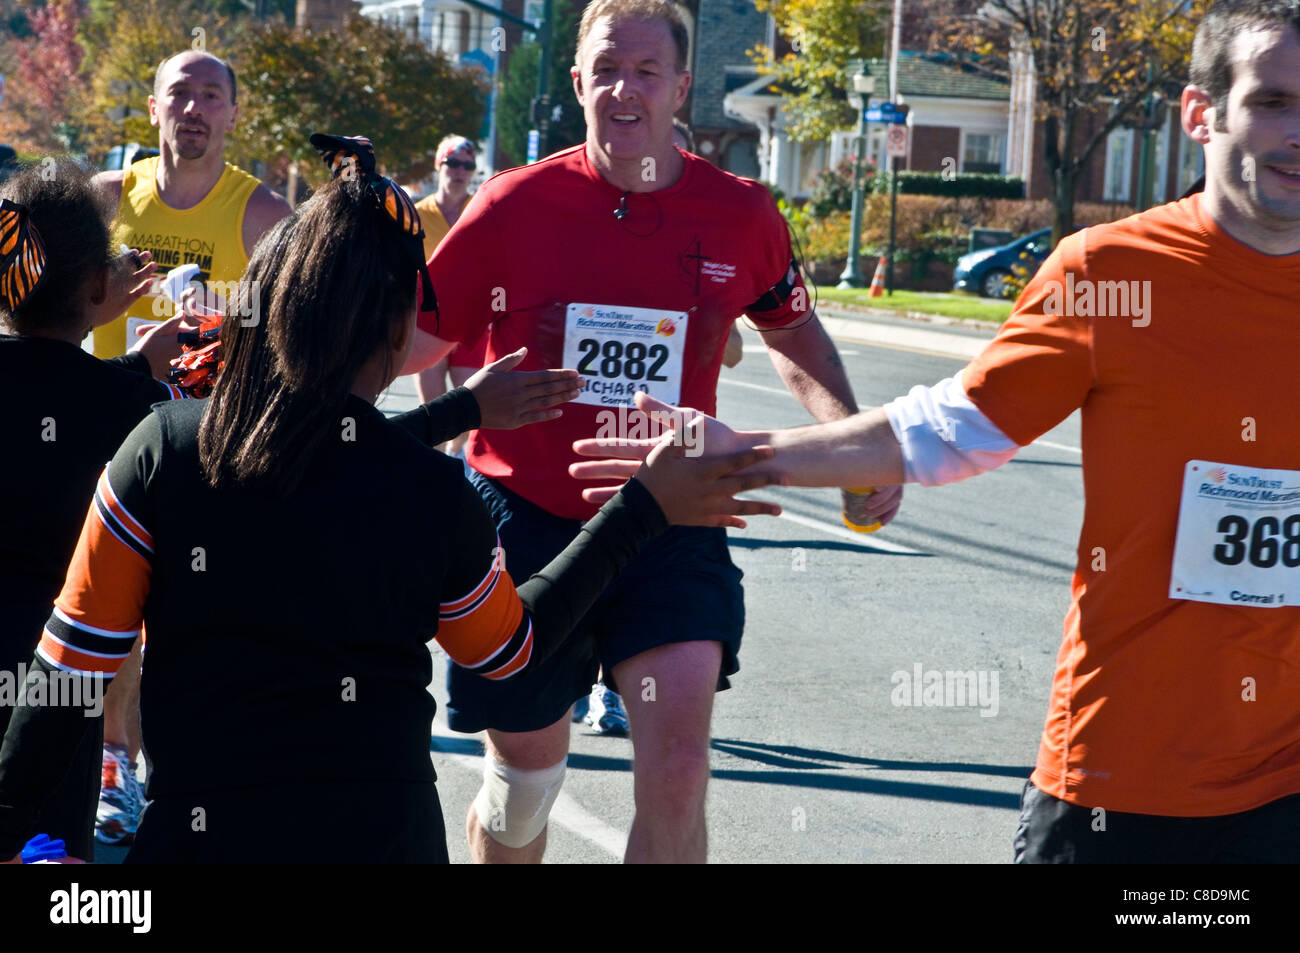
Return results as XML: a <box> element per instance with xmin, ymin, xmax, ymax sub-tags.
<box><xmin>814</xmin><ymin>286</ymin><xmax>1013</xmax><ymax>324</ymax></box>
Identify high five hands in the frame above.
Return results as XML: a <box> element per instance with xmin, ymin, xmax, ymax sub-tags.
<box><xmin>571</xmin><ymin>391</ymin><xmax>903</xmax><ymax>530</ymax></box>
<box><xmin>570</xmin><ymin>392</ymin><xmax>781</xmax><ymax>528</ymax></box>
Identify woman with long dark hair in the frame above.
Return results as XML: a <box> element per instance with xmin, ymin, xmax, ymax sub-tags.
<box><xmin>0</xmin><ymin>136</ymin><xmax>779</xmax><ymax>863</ymax></box>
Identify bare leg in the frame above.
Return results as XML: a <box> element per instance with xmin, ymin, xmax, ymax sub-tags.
<box><xmin>613</xmin><ymin>641</ymin><xmax>722</xmax><ymax>864</ymax></box>
<box><xmin>103</xmin><ymin>636</ymin><xmax>143</xmax><ymax>763</ymax></box>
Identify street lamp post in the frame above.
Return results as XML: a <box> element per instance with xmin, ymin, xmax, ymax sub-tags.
<box><xmin>1133</xmin><ymin>63</ymin><xmax>1164</xmax><ymax>211</ymax></box>
<box><xmin>838</xmin><ymin>65</ymin><xmax>876</xmax><ymax>289</ymax></box>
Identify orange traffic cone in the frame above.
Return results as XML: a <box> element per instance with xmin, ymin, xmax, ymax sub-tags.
<box><xmin>867</xmin><ymin>255</ymin><xmax>888</xmax><ymax>297</ymax></box>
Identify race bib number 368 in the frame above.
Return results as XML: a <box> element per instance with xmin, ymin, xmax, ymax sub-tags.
<box><xmin>1169</xmin><ymin>461</ymin><xmax>1300</xmax><ymax>608</ymax></box>
<box><xmin>562</xmin><ymin>303</ymin><xmax>687</xmax><ymax>408</ymax></box>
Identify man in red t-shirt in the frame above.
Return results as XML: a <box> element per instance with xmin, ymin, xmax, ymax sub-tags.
<box><xmin>401</xmin><ymin>0</ymin><xmax>901</xmax><ymax>863</ymax></box>
<box><xmin>576</xmin><ymin>0</ymin><xmax>1300</xmax><ymax>862</ymax></box>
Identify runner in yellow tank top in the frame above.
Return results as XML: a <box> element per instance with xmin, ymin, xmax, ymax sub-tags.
<box><xmin>96</xmin><ymin>156</ymin><xmax>260</xmax><ymax>356</ymax></box>
<box><xmin>91</xmin><ymin>50</ymin><xmax>289</xmax><ymax>359</ymax></box>
<box><xmin>86</xmin><ymin>49</ymin><xmax>290</xmax><ymax>850</ymax></box>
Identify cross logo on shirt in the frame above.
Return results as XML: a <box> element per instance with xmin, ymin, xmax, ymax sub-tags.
<box><xmin>680</xmin><ymin>237</ymin><xmax>712</xmax><ymax>296</ymax></box>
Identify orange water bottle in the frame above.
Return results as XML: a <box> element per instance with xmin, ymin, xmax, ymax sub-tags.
<box><xmin>842</xmin><ymin>487</ymin><xmax>882</xmax><ymax>534</ymax></box>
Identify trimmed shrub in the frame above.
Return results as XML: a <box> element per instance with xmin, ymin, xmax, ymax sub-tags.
<box><xmin>872</xmin><ymin>171</ymin><xmax>1025</xmax><ymax>199</ymax></box>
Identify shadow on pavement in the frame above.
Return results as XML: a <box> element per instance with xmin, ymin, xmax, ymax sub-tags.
<box><xmin>710</xmin><ymin>769</ymin><xmax>1022</xmax><ymax>809</ymax></box>
<box><xmin>712</xmin><ymin>738</ymin><xmax>1031</xmax><ymax>778</ymax></box>
<box><xmin>727</xmin><ymin>538</ymin><xmax>931</xmax><ymax>557</ymax></box>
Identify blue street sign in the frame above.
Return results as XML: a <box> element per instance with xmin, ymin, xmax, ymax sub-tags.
<box><xmin>864</xmin><ymin>102</ymin><xmax>908</xmax><ymax>124</ymax></box>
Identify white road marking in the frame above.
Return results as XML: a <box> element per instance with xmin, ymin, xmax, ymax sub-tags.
<box><xmin>549</xmin><ymin>793</ymin><xmax>628</xmax><ymax>857</ymax></box>
<box><xmin>741</xmin><ymin>345</ymin><xmax>858</xmax><ymax>355</ymax></box>
<box><xmin>775</xmin><ymin>508</ymin><xmax>924</xmax><ymax>555</ymax></box>
<box><xmin>718</xmin><ymin>377</ymin><xmax>791</xmax><ymax>397</ymax></box>
<box><xmin>1032</xmin><ymin>439</ymin><xmax>1081</xmax><ymax>454</ymax></box>
<box><xmin>434</xmin><ymin>747</ymin><xmax>627</xmax><ymax>858</ymax></box>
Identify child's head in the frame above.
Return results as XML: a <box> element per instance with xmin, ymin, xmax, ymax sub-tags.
<box><xmin>0</xmin><ymin>161</ymin><xmax>112</xmax><ymax>335</ymax></box>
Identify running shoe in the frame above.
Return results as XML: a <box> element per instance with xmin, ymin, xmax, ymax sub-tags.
<box><xmin>583</xmin><ymin>682</ymin><xmax>629</xmax><ymax>736</ymax></box>
<box><xmin>95</xmin><ymin>744</ymin><xmax>143</xmax><ymax>846</ymax></box>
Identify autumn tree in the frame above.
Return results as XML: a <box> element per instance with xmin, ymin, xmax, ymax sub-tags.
<box><xmin>73</xmin><ymin>2</ymin><xmax>487</xmax><ymax>183</ymax></box>
<box><xmin>931</xmin><ymin>0</ymin><xmax>1206</xmax><ymax>243</ymax></box>
<box><xmin>748</xmin><ymin>0</ymin><xmax>890</xmax><ymax>144</ymax></box>
<box><xmin>5</xmin><ymin>0</ymin><xmax>90</xmax><ymax>151</ymax></box>
<box><xmin>80</xmin><ymin>0</ymin><xmax>227</xmax><ymax>158</ymax></box>
<box><xmin>235</xmin><ymin>15</ymin><xmax>489</xmax><ymax>187</ymax></box>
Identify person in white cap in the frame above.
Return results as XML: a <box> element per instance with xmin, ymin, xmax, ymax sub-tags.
<box><xmin>413</xmin><ymin>136</ymin><xmax>482</xmax><ymax>413</ymax></box>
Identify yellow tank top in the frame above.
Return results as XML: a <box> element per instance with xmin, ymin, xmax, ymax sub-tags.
<box><xmin>414</xmin><ymin>193</ymin><xmax>469</xmax><ymax>262</ymax></box>
<box><xmin>95</xmin><ymin>157</ymin><xmax>261</xmax><ymax>357</ymax></box>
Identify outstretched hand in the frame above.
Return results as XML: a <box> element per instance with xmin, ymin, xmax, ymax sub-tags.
<box><xmin>570</xmin><ymin>392</ymin><xmax>765</xmax><ymax>505</ymax></box>
<box><xmin>464</xmin><ymin>347</ymin><xmax>582</xmax><ymax>429</ymax></box>
<box><xmin>567</xmin><ymin>393</ymin><xmax>781</xmax><ymax>527</ymax></box>
<box><xmin>630</xmin><ymin>436</ymin><xmax>783</xmax><ymax>529</ymax></box>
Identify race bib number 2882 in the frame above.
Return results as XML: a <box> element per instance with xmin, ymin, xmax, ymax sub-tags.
<box><xmin>562</xmin><ymin>303</ymin><xmax>687</xmax><ymax>408</ymax></box>
<box><xmin>1169</xmin><ymin>461</ymin><xmax>1300</xmax><ymax>608</ymax></box>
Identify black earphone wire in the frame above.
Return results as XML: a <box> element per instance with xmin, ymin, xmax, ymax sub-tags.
<box><xmin>613</xmin><ymin>190</ymin><xmax>665</xmax><ymax>237</ymax></box>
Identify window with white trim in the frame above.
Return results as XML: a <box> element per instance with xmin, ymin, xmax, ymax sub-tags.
<box><xmin>1103</xmin><ymin>127</ymin><xmax>1135</xmax><ymax>202</ymax></box>
<box><xmin>795</xmin><ymin>140</ymin><xmax>829</xmax><ymax>197</ymax></box>
<box><xmin>962</xmin><ymin>132</ymin><xmax>1004</xmax><ymax>174</ymax></box>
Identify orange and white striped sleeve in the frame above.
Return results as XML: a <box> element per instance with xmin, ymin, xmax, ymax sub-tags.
<box><xmin>436</xmin><ymin>534</ymin><xmax>534</xmax><ymax>681</ymax></box>
<box><xmin>37</xmin><ymin>464</ymin><xmax>151</xmax><ymax>678</ymax></box>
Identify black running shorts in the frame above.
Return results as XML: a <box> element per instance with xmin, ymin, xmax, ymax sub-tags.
<box><xmin>444</xmin><ymin>470</ymin><xmax>745</xmax><ymax>735</ymax></box>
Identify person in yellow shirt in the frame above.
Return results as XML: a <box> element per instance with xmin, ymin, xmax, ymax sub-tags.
<box><xmin>413</xmin><ymin>136</ymin><xmax>479</xmax><ymax>410</ymax></box>
<box><xmin>415</xmin><ymin>135</ymin><xmax>476</xmax><ymax>261</ymax></box>
<box><xmin>86</xmin><ymin>49</ymin><xmax>290</xmax><ymax>849</ymax></box>
<box><xmin>90</xmin><ymin>50</ymin><xmax>290</xmax><ymax>359</ymax></box>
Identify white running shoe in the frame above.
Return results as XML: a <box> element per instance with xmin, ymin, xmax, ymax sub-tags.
<box><xmin>583</xmin><ymin>681</ymin><xmax>629</xmax><ymax>736</ymax></box>
<box><xmin>95</xmin><ymin>744</ymin><xmax>143</xmax><ymax>846</ymax></box>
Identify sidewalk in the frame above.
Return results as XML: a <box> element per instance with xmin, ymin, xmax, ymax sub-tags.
<box><xmin>814</xmin><ymin>303</ymin><xmax>998</xmax><ymax>361</ymax></box>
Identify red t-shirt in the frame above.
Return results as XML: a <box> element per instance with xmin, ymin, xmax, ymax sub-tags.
<box><xmin>447</xmin><ymin>330</ymin><xmax>488</xmax><ymax>371</ymax></box>
<box><xmin>419</xmin><ymin>145</ymin><xmax>805</xmax><ymax>518</ymax></box>
<box><xmin>964</xmin><ymin>194</ymin><xmax>1300</xmax><ymax>816</ymax></box>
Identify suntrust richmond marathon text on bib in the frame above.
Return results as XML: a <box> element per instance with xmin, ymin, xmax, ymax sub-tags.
<box><xmin>1170</xmin><ymin>460</ymin><xmax>1300</xmax><ymax>608</ymax></box>
<box><xmin>562</xmin><ymin>303</ymin><xmax>687</xmax><ymax>408</ymax></box>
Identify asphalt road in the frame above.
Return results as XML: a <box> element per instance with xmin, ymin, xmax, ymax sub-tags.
<box><xmin>96</xmin><ymin>314</ymin><xmax>1084</xmax><ymax>865</ymax></box>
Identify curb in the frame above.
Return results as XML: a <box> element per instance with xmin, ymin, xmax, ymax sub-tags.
<box><xmin>815</xmin><ymin>301</ymin><xmax>1003</xmax><ymax>334</ymax></box>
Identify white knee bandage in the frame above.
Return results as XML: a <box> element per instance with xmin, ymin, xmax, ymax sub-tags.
<box><xmin>473</xmin><ymin>755</ymin><xmax>567</xmax><ymax>849</ymax></box>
